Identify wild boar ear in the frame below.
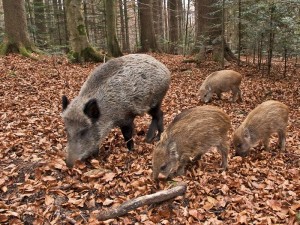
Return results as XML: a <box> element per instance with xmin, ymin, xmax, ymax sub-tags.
<box><xmin>83</xmin><ymin>99</ymin><xmax>100</xmax><ymax>121</ymax></box>
<box><xmin>243</xmin><ymin>128</ymin><xmax>251</xmax><ymax>141</ymax></box>
<box><xmin>168</xmin><ymin>141</ymin><xmax>178</xmax><ymax>159</ymax></box>
<box><xmin>62</xmin><ymin>95</ymin><xmax>69</xmax><ymax>111</ymax></box>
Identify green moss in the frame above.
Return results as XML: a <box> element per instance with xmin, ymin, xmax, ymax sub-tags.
<box><xmin>77</xmin><ymin>24</ymin><xmax>86</xmax><ymax>36</ymax></box>
<box><xmin>0</xmin><ymin>43</ymin><xmax>8</xmax><ymax>55</ymax></box>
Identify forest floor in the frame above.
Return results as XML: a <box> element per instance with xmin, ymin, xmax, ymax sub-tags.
<box><xmin>0</xmin><ymin>53</ymin><xmax>299</xmax><ymax>225</ymax></box>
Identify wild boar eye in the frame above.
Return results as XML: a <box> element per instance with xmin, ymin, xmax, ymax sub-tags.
<box><xmin>160</xmin><ymin>164</ymin><xmax>167</xmax><ymax>171</ymax></box>
<box><xmin>237</xmin><ymin>143</ymin><xmax>242</xmax><ymax>148</ymax></box>
<box><xmin>79</xmin><ymin>129</ymin><xmax>88</xmax><ymax>137</ymax></box>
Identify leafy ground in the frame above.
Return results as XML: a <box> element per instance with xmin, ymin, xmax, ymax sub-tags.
<box><xmin>0</xmin><ymin>54</ymin><xmax>299</xmax><ymax>225</ymax></box>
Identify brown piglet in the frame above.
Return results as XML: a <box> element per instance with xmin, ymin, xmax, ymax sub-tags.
<box><xmin>233</xmin><ymin>100</ymin><xmax>289</xmax><ymax>157</ymax></box>
<box><xmin>152</xmin><ymin>105</ymin><xmax>231</xmax><ymax>181</ymax></box>
<box><xmin>199</xmin><ymin>70</ymin><xmax>242</xmax><ymax>103</ymax></box>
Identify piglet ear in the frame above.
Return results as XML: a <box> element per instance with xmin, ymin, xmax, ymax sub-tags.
<box><xmin>62</xmin><ymin>95</ymin><xmax>69</xmax><ymax>111</ymax></box>
<box><xmin>83</xmin><ymin>99</ymin><xmax>100</xmax><ymax>121</ymax></box>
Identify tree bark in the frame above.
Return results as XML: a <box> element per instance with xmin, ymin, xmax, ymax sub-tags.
<box><xmin>193</xmin><ymin>0</ymin><xmax>237</xmax><ymax>64</ymax></box>
<box><xmin>0</xmin><ymin>0</ymin><xmax>39</xmax><ymax>57</ymax></box>
<box><xmin>168</xmin><ymin>0</ymin><xmax>179</xmax><ymax>54</ymax></box>
<box><xmin>105</xmin><ymin>0</ymin><xmax>123</xmax><ymax>57</ymax></box>
<box><xmin>33</xmin><ymin>0</ymin><xmax>47</xmax><ymax>46</ymax></box>
<box><xmin>152</xmin><ymin>0</ymin><xmax>164</xmax><ymax>49</ymax></box>
<box><xmin>64</xmin><ymin>0</ymin><xmax>104</xmax><ymax>62</ymax></box>
<box><xmin>97</xmin><ymin>184</ymin><xmax>187</xmax><ymax>220</ymax></box>
<box><xmin>138</xmin><ymin>0</ymin><xmax>159</xmax><ymax>52</ymax></box>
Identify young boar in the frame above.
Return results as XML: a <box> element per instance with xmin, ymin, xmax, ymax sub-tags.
<box><xmin>199</xmin><ymin>70</ymin><xmax>242</xmax><ymax>103</ymax></box>
<box><xmin>62</xmin><ymin>54</ymin><xmax>171</xmax><ymax>167</ymax></box>
<box><xmin>152</xmin><ymin>105</ymin><xmax>231</xmax><ymax>180</ymax></box>
<box><xmin>233</xmin><ymin>100</ymin><xmax>289</xmax><ymax>157</ymax></box>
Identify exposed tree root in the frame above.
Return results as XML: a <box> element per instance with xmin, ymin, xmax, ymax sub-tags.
<box><xmin>0</xmin><ymin>40</ymin><xmax>41</xmax><ymax>60</ymax></box>
<box><xmin>68</xmin><ymin>47</ymin><xmax>106</xmax><ymax>63</ymax></box>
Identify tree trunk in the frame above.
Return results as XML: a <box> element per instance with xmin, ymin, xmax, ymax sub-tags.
<box><xmin>64</xmin><ymin>0</ymin><xmax>104</xmax><ymax>62</ymax></box>
<box><xmin>237</xmin><ymin>0</ymin><xmax>243</xmax><ymax>66</ymax></box>
<box><xmin>138</xmin><ymin>0</ymin><xmax>159</xmax><ymax>52</ymax></box>
<box><xmin>105</xmin><ymin>0</ymin><xmax>122</xmax><ymax>57</ymax></box>
<box><xmin>183</xmin><ymin>0</ymin><xmax>190</xmax><ymax>55</ymax></box>
<box><xmin>193</xmin><ymin>0</ymin><xmax>237</xmax><ymax>64</ymax></box>
<box><xmin>0</xmin><ymin>0</ymin><xmax>39</xmax><ymax>57</ymax></box>
<box><xmin>123</xmin><ymin>0</ymin><xmax>130</xmax><ymax>52</ymax></box>
<box><xmin>119</xmin><ymin>0</ymin><xmax>126</xmax><ymax>51</ymax></box>
<box><xmin>152</xmin><ymin>0</ymin><xmax>164</xmax><ymax>49</ymax></box>
<box><xmin>168</xmin><ymin>0</ymin><xmax>179</xmax><ymax>54</ymax></box>
<box><xmin>33</xmin><ymin>0</ymin><xmax>47</xmax><ymax>46</ymax></box>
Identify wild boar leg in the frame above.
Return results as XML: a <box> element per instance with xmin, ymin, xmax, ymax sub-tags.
<box><xmin>217</xmin><ymin>144</ymin><xmax>228</xmax><ymax>170</ymax></box>
<box><xmin>120</xmin><ymin>120</ymin><xmax>134</xmax><ymax>150</ymax></box>
<box><xmin>216</xmin><ymin>91</ymin><xmax>222</xmax><ymax>99</ymax></box>
<box><xmin>278</xmin><ymin>130</ymin><xmax>286</xmax><ymax>151</ymax></box>
<box><xmin>146</xmin><ymin>105</ymin><xmax>163</xmax><ymax>142</ymax></box>
<box><xmin>237</xmin><ymin>88</ymin><xmax>242</xmax><ymax>102</ymax></box>
<box><xmin>263</xmin><ymin>138</ymin><xmax>270</xmax><ymax>151</ymax></box>
<box><xmin>232</xmin><ymin>86</ymin><xmax>242</xmax><ymax>102</ymax></box>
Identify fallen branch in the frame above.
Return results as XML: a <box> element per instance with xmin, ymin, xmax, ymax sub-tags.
<box><xmin>97</xmin><ymin>183</ymin><xmax>187</xmax><ymax>221</ymax></box>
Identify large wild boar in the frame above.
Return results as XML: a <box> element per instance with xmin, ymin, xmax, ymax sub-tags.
<box><xmin>62</xmin><ymin>54</ymin><xmax>171</xmax><ymax>167</ymax></box>
<box><xmin>233</xmin><ymin>100</ymin><xmax>289</xmax><ymax>157</ymax></box>
<box><xmin>199</xmin><ymin>70</ymin><xmax>242</xmax><ymax>103</ymax></box>
<box><xmin>152</xmin><ymin>105</ymin><xmax>231</xmax><ymax>180</ymax></box>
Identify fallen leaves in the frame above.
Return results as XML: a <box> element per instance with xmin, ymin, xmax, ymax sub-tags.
<box><xmin>0</xmin><ymin>54</ymin><xmax>299</xmax><ymax>224</ymax></box>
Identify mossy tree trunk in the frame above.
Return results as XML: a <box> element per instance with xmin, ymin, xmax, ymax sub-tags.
<box><xmin>0</xmin><ymin>0</ymin><xmax>39</xmax><ymax>57</ymax></box>
<box><xmin>105</xmin><ymin>0</ymin><xmax>123</xmax><ymax>57</ymax></box>
<box><xmin>64</xmin><ymin>0</ymin><xmax>104</xmax><ymax>63</ymax></box>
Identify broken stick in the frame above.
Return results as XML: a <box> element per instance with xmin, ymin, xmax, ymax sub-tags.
<box><xmin>97</xmin><ymin>183</ymin><xmax>187</xmax><ymax>221</ymax></box>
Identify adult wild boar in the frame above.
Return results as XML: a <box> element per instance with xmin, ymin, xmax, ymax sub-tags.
<box><xmin>152</xmin><ymin>105</ymin><xmax>231</xmax><ymax>180</ymax></box>
<box><xmin>62</xmin><ymin>54</ymin><xmax>171</xmax><ymax>167</ymax></box>
<box><xmin>199</xmin><ymin>70</ymin><xmax>242</xmax><ymax>103</ymax></box>
<box><xmin>233</xmin><ymin>100</ymin><xmax>289</xmax><ymax>157</ymax></box>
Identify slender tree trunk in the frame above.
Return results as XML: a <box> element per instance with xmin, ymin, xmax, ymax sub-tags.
<box><xmin>237</xmin><ymin>0</ymin><xmax>241</xmax><ymax>66</ymax></box>
<box><xmin>183</xmin><ymin>0</ymin><xmax>190</xmax><ymax>56</ymax></box>
<box><xmin>105</xmin><ymin>0</ymin><xmax>122</xmax><ymax>57</ymax></box>
<box><xmin>33</xmin><ymin>0</ymin><xmax>47</xmax><ymax>46</ymax></box>
<box><xmin>221</xmin><ymin>0</ymin><xmax>225</xmax><ymax>68</ymax></box>
<box><xmin>119</xmin><ymin>0</ymin><xmax>126</xmax><ymax>51</ymax></box>
<box><xmin>152</xmin><ymin>0</ymin><xmax>164</xmax><ymax>49</ymax></box>
<box><xmin>168</xmin><ymin>0</ymin><xmax>179</xmax><ymax>54</ymax></box>
<box><xmin>123</xmin><ymin>0</ymin><xmax>130</xmax><ymax>52</ymax></box>
<box><xmin>267</xmin><ymin>4</ymin><xmax>275</xmax><ymax>76</ymax></box>
<box><xmin>65</xmin><ymin>0</ymin><xmax>104</xmax><ymax>62</ymax></box>
<box><xmin>0</xmin><ymin>0</ymin><xmax>39</xmax><ymax>57</ymax></box>
<box><xmin>25</xmin><ymin>0</ymin><xmax>36</xmax><ymax>43</ymax></box>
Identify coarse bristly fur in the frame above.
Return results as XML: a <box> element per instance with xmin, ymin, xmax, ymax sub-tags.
<box><xmin>199</xmin><ymin>70</ymin><xmax>243</xmax><ymax>103</ymax></box>
<box><xmin>233</xmin><ymin>100</ymin><xmax>289</xmax><ymax>157</ymax></box>
<box><xmin>152</xmin><ymin>105</ymin><xmax>231</xmax><ymax>180</ymax></box>
<box><xmin>62</xmin><ymin>54</ymin><xmax>171</xmax><ymax>167</ymax></box>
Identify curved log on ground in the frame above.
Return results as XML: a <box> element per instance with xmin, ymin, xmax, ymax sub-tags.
<box><xmin>97</xmin><ymin>183</ymin><xmax>187</xmax><ymax>221</ymax></box>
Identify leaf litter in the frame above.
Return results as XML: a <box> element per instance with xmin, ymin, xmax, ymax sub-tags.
<box><xmin>0</xmin><ymin>53</ymin><xmax>299</xmax><ymax>224</ymax></box>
